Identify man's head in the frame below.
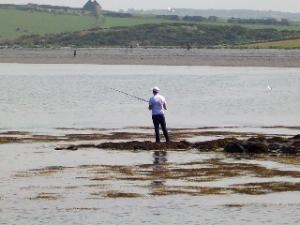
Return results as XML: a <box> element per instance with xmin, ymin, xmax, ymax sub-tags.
<box><xmin>152</xmin><ymin>86</ymin><xmax>160</xmax><ymax>95</ymax></box>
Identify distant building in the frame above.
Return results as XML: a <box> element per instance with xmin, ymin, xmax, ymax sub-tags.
<box><xmin>83</xmin><ymin>0</ymin><xmax>102</xmax><ymax>17</ymax></box>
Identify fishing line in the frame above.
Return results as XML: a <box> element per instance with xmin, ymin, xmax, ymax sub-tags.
<box><xmin>108</xmin><ymin>87</ymin><xmax>149</xmax><ymax>103</ymax></box>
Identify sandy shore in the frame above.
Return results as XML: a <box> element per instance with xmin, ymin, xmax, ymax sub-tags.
<box><xmin>1</xmin><ymin>48</ymin><xmax>300</xmax><ymax>67</ymax></box>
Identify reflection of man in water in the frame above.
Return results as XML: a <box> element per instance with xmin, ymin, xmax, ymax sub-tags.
<box><xmin>152</xmin><ymin>151</ymin><xmax>168</xmax><ymax>185</ymax></box>
<box><xmin>149</xmin><ymin>87</ymin><xmax>170</xmax><ymax>143</ymax></box>
<box><xmin>153</xmin><ymin>151</ymin><xmax>167</xmax><ymax>165</ymax></box>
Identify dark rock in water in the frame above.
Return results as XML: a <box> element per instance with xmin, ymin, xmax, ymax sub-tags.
<box><xmin>280</xmin><ymin>145</ymin><xmax>297</xmax><ymax>154</ymax></box>
<box><xmin>246</xmin><ymin>141</ymin><xmax>269</xmax><ymax>153</ymax></box>
<box><xmin>97</xmin><ymin>141</ymin><xmax>190</xmax><ymax>151</ymax></box>
<box><xmin>267</xmin><ymin>136</ymin><xmax>300</xmax><ymax>155</ymax></box>
<box><xmin>224</xmin><ymin>140</ymin><xmax>268</xmax><ymax>154</ymax></box>
<box><xmin>224</xmin><ymin>141</ymin><xmax>246</xmax><ymax>153</ymax></box>
<box><xmin>293</xmin><ymin>140</ymin><xmax>300</xmax><ymax>148</ymax></box>
<box><xmin>67</xmin><ymin>145</ymin><xmax>79</xmax><ymax>151</ymax></box>
<box><xmin>192</xmin><ymin>138</ymin><xmax>235</xmax><ymax>151</ymax></box>
<box><xmin>292</xmin><ymin>134</ymin><xmax>300</xmax><ymax>140</ymax></box>
<box><xmin>268</xmin><ymin>142</ymin><xmax>288</xmax><ymax>151</ymax></box>
<box><xmin>55</xmin><ymin>145</ymin><xmax>78</xmax><ymax>151</ymax></box>
<box><xmin>224</xmin><ymin>135</ymin><xmax>300</xmax><ymax>155</ymax></box>
<box><xmin>152</xmin><ymin>180</ymin><xmax>166</xmax><ymax>185</ymax></box>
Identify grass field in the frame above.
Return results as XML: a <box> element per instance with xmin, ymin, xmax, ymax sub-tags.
<box><xmin>0</xmin><ymin>8</ymin><xmax>171</xmax><ymax>40</ymax></box>
<box><xmin>243</xmin><ymin>38</ymin><xmax>300</xmax><ymax>49</ymax></box>
<box><xmin>0</xmin><ymin>9</ymin><xmax>102</xmax><ymax>40</ymax></box>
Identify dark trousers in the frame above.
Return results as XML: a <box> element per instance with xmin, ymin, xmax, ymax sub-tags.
<box><xmin>152</xmin><ymin>114</ymin><xmax>169</xmax><ymax>143</ymax></box>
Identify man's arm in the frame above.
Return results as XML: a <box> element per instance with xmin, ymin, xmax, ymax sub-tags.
<box><xmin>149</xmin><ymin>98</ymin><xmax>152</xmax><ymax>110</ymax></box>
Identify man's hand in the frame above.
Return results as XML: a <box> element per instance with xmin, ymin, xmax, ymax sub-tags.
<box><xmin>163</xmin><ymin>103</ymin><xmax>167</xmax><ymax>110</ymax></box>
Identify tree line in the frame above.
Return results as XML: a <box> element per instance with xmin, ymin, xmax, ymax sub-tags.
<box><xmin>156</xmin><ymin>15</ymin><xmax>218</xmax><ymax>22</ymax></box>
<box><xmin>228</xmin><ymin>18</ymin><xmax>289</xmax><ymax>26</ymax></box>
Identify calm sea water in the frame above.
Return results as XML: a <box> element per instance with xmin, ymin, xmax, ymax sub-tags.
<box><xmin>1</xmin><ymin>64</ymin><xmax>300</xmax><ymax>225</ymax></box>
<box><xmin>0</xmin><ymin>64</ymin><xmax>300</xmax><ymax>131</ymax></box>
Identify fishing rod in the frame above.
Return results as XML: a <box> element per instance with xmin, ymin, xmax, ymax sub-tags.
<box><xmin>109</xmin><ymin>87</ymin><xmax>149</xmax><ymax>103</ymax></box>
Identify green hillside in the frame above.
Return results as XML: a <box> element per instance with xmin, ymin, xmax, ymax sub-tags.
<box><xmin>2</xmin><ymin>5</ymin><xmax>300</xmax><ymax>48</ymax></box>
<box><xmin>0</xmin><ymin>8</ymin><xmax>101</xmax><ymax>40</ymax></box>
<box><xmin>6</xmin><ymin>23</ymin><xmax>300</xmax><ymax>48</ymax></box>
<box><xmin>0</xmin><ymin>8</ymin><xmax>172</xmax><ymax>41</ymax></box>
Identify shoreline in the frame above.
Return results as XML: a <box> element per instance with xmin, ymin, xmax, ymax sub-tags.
<box><xmin>1</xmin><ymin>48</ymin><xmax>300</xmax><ymax>67</ymax></box>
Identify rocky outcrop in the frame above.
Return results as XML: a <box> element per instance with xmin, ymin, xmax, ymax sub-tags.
<box><xmin>224</xmin><ymin>140</ymin><xmax>268</xmax><ymax>154</ymax></box>
<box><xmin>55</xmin><ymin>135</ymin><xmax>300</xmax><ymax>155</ymax></box>
<box><xmin>55</xmin><ymin>141</ymin><xmax>191</xmax><ymax>151</ymax></box>
<box><xmin>224</xmin><ymin>135</ymin><xmax>300</xmax><ymax>154</ymax></box>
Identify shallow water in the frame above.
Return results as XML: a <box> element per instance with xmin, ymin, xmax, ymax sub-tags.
<box><xmin>1</xmin><ymin>64</ymin><xmax>300</xmax><ymax>225</ymax></box>
<box><xmin>1</xmin><ymin>142</ymin><xmax>300</xmax><ymax>225</ymax></box>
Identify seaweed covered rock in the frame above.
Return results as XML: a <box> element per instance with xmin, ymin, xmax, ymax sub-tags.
<box><xmin>224</xmin><ymin>140</ymin><xmax>268</xmax><ymax>154</ymax></box>
<box><xmin>224</xmin><ymin>141</ymin><xmax>246</xmax><ymax>153</ymax></box>
<box><xmin>246</xmin><ymin>141</ymin><xmax>269</xmax><ymax>153</ymax></box>
<box><xmin>97</xmin><ymin>141</ymin><xmax>191</xmax><ymax>150</ymax></box>
<box><xmin>292</xmin><ymin>134</ymin><xmax>300</xmax><ymax>140</ymax></box>
<box><xmin>193</xmin><ymin>138</ymin><xmax>235</xmax><ymax>151</ymax></box>
<box><xmin>55</xmin><ymin>135</ymin><xmax>300</xmax><ymax>155</ymax></box>
<box><xmin>224</xmin><ymin>135</ymin><xmax>300</xmax><ymax>154</ymax></box>
<box><xmin>56</xmin><ymin>141</ymin><xmax>191</xmax><ymax>151</ymax></box>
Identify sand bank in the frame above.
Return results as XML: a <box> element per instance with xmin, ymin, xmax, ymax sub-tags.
<box><xmin>1</xmin><ymin>48</ymin><xmax>300</xmax><ymax>67</ymax></box>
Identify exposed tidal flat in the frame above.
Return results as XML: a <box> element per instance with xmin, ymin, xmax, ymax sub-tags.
<box><xmin>2</xmin><ymin>48</ymin><xmax>300</xmax><ymax>67</ymax></box>
<box><xmin>1</xmin><ymin>64</ymin><xmax>300</xmax><ymax>224</ymax></box>
<box><xmin>1</xmin><ymin>127</ymin><xmax>300</xmax><ymax>224</ymax></box>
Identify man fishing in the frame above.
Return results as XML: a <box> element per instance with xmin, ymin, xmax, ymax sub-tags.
<box><xmin>149</xmin><ymin>87</ymin><xmax>170</xmax><ymax>143</ymax></box>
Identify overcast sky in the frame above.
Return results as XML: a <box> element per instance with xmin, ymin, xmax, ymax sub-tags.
<box><xmin>1</xmin><ymin>0</ymin><xmax>300</xmax><ymax>12</ymax></box>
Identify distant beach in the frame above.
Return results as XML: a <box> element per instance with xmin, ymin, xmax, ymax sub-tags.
<box><xmin>1</xmin><ymin>48</ymin><xmax>300</xmax><ymax>67</ymax></box>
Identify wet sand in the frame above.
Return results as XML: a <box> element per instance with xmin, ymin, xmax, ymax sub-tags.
<box><xmin>1</xmin><ymin>48</ymin><xmax>300</xmax><ymax>67</ymax></box>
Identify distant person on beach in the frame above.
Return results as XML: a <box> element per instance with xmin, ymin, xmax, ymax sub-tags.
<box><xmin>149</xmin><ymin>87</ymin><xmax>170</xmax><ymax>143</ymax></box>
<box><xmin>73</xmin><ymin>49</ymin><xmax>77</xmax><ymax>57</ymax></box>
<box><xmin>186</xmin><ymin>43</ymin><xmax>191</xmax><ymax>50</ymax></box>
